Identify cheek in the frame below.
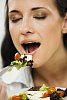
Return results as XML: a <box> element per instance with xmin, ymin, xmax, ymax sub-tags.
<box><xmin>9</xmin><ymin>24</ymin><xmax>19</xmax><ymax>42</ymax></box>
<box><xmin>39</xmin><ymin>23</ymin><xmax>62</xmax><ymax>52</ymax></box>
<box><xmin>33</xmin><ymin>20</ymin><xmax>62</xmax><ymax>66</ymax></box>
<box><xmin>34</xmin><ymin>19</ymin><xmax>62</xmax><ymax>42</ymax></box>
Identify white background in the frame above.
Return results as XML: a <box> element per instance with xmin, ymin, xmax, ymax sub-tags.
<box><xmin>0</xmin><ymin>0</ymin><xmax>6</xmax><ymax>68</ymax></box>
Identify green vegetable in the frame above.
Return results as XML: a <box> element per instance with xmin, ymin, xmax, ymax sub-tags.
<box><xmin>8</xmin><ymin>60</ymin><xmax>27</xmax><ymax>71</ymax></box>
<box><xmin>22</xmin><ymin>93</ymin><xmax>28</xmax><ymax>100</ymax></box>
<box><xmin>39</xmin><ymin>84</ymin><xmax>49</xmax><ymax>91</ymax></box>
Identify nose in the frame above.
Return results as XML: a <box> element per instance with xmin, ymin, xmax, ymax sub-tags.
<box><xmin>20</xmin><ymin>17</ymin><xmax>34</xmax><ymax>35</ymax></box>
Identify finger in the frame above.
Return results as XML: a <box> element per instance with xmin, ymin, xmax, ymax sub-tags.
<box><xmin>0</xmin><ymin>81</ymin><xmax>8</xmax><ymax>100</ymax></box>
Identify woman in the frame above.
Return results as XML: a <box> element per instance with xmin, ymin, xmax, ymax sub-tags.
<box><xmin>0</xmin><ymin>0</ymin><xmax>67</xmax><ymax>99</ymax></box>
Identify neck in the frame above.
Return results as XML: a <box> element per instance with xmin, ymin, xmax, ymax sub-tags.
<box><xmin>33</xmin><ymin>66</ymin><xmax>67</xmax><ymax>88</ymax></box>
<box><xmin>32</xmin><ymin>47</ymin><xmax>67</xmax><ymax>88</ymax></box>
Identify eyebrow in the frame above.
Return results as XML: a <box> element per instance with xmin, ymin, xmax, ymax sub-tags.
<box><xmin>9</xmin><ymin>7</ymin><xmax>45</xmax><ymax>13</ymax></box>
<box><xmin>32</xmin><ymin>7</ymin><xmax>45</xmax><ymax>11</ymax></box>
<box><xmin>9</xmin><ymin>10</ymin><xmax>20</xmax><ymax>13</ymax></box>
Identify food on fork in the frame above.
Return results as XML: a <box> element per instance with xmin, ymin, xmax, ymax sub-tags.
<box><xmin>9</xmin><ymin>52</ymin><xmax>33</xmax><ymax>70</ymax></box>
<box><xmin>1</xmin><ymin>52</ymin><xmax>33</xmax><ymax>85</ymax></box>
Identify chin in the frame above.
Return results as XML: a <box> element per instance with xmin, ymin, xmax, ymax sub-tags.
<box><xmin>32</xmin><ymin>62</ymin><xmax>41</xmax><ymax>69</ymax></box>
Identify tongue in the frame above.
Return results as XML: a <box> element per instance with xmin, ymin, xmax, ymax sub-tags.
<box><xmin>26</xmin><ymin>45</ymin><xmax>38</xmax><ymax>53</ymax></box>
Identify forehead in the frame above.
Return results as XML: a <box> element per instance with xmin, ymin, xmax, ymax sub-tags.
<box><xmin>8</xmin><ymin>0</ymin><xmax>57</xmax><ymax>12</ymax></box>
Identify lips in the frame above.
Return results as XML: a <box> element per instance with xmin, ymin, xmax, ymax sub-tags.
<box><xmin>21</xmin><ymin>42</ymin><xmax>40</xmax><ymax>53</ymax></box>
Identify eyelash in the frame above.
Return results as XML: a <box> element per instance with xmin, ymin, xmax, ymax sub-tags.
<box><xmin>11</xmin><ymin>18</ymin><xmax>22</xmax><ymax>23</ymax></box>
<box><xmin>33</xmin><ymin>15</ymin><xmax>47</xmax><ymax>20</ymax></box>
<box><xmin>10</xmin><ymin>15</ymin><xmax>46</xmax><ymax>23</ymax></box>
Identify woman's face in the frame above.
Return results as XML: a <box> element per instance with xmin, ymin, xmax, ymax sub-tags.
<box><xmin>8</xmin><ymin>0</ymin><xmax>64</xmax><ymax>68</ymax></box>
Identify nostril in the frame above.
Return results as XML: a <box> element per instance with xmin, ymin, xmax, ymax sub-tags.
<box><xmin>21</xmin><ymin>30</ymin><xmax>33</xmax><ymax>35</ymax></box>
<box><xmin>21</xmin><ymin>31</ymin><xmax>33</xmax><ymax>35</ymax></box>
<box><xmin>26</xmin><ymin>31</ymin><xmax>32</xmax><ymax>33</ymax></box>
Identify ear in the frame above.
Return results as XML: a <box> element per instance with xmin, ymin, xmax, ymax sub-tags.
<box><xmin>62</xmin><ymin>13</ymin><xmax>67</xmax><ymax>34</ymax></box>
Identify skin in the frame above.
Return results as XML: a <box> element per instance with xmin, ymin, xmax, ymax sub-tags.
<box><xmin>8</xmin><ymin>0</ymin><xmax>66</xmax><ymax>67</ymax></box>
<box><xmin>0</xmin><ymin>0</ymin><xmax>67</xmax><ymax>99</ymax></box>
<box><xmin>8</xmin><ymin>0</ymin><xmax>67</xmax><ymax>86</ymax></box>
<box><xmin>0</xmin><ymin>81</ymin><xmax>8</xmax><ymax>100</ymax></box>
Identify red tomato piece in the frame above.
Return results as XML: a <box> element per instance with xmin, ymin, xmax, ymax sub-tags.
<box><xmin>14</xmin><ymin>52</ymin><xmax>21</xmax><ymax>60</ymax></box>
<box><xmin>42</xmin><ymin>90</ymin><xmax>52</xmax><ymax>98</ymax></box>
<box><xmin>12</xmin><ymin>95</ymin><xmax>22</xmax><ymax>100</ymax></box>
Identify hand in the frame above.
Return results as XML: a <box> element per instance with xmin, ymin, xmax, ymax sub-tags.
<box><xmin>0</xmin><ymin>81</ymin><xmax>8</xmax><ymax>100</ymax></box>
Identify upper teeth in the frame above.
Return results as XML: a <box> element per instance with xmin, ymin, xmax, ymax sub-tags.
<box><xmin>23</xmin><ymin>42</ymin><xmax>34</xmax><ymax>44</ymax></box>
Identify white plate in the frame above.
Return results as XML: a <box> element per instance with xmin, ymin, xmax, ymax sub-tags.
<box><xmin>8</xmin><ymin>87</ymin><xmax>30</xmax><ymax>97</ymax></box>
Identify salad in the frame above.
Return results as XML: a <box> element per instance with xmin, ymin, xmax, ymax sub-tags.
<box><xmin>9</xmin><ymin>84</ymin><xmax>67</xmax><ymax>100</ymax></box>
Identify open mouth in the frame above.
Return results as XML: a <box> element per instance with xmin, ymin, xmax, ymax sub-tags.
<box><xmin>22</xmin><ymin>42</ymin><xmax>40</xmax><ymax>53</ymax></box>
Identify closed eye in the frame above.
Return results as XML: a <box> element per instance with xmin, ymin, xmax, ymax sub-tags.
<box><xmin>33</xmin><ymin>16</ymin><xmax>46</xmax><ymax>20</ymax></box>
<box><xmin>11</xmin><ymin>18</ymin><xmax>22</xmax><ymax>23</ymax></box>
<box><xmin>9</xmin><ymin>12</ymin><xmax>23</xmax><ymax>23</ymax></box>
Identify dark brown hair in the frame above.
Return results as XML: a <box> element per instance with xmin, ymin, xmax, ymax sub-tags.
<box><xmin>1</xmin><ymin>0</ymin><xmax>67</xmax><ymax>67</ymax></box>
